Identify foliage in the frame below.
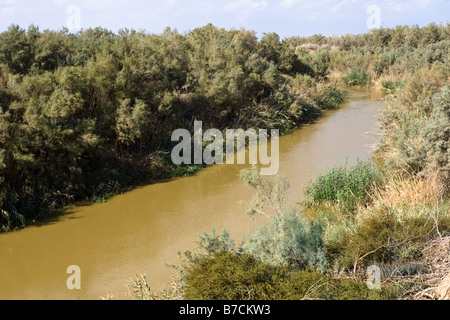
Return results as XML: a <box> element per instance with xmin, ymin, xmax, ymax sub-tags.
<box><xmin>381</xmin><ymin>79</ymin><xmax>405</xmax><ymax>92</ymax></box>
<box><xmin>377</xmin><ymin>68</ymin><xmax>449</xmax><ymax>196</ymax></box>
<box><xmin>322</xmin><ymin>85</ymin><xmax>346</xmax><ymax>109</ymax></box>
<box><xmin>240</xmin><ymin>166</ymin><xmax>328</xmax><ymax>272</ymax></box>
<box><xmin>0</xmin><ymin>24</ymin><xmax>345</xmax><ymax>231</ymax></box>
<box><xmin>196</xmin><ymin>229</ymin><xmax>237</xmax><ymax>255</ymax></box>
<box><xmin>184</xmin><ymin>252</ymin><xmax>293</xmax><ymax>300</ymax></box>
<box><xmin>342</xmin><ymin>67</ymin><xmax>372</xmax><ymax>87</ymax></box>
<box><xmin>132</xmin><ymin>23</ymin><xmax>450</xmax><ymax>301</ymax></box>
<box><xmin>240</xmin><ymin>165</ymin><xmax>290</xmax><ymax>218</ymax></box>
<box><xmin>304</xmin><ymin>161</ymin><xmax>383</xmax><ymax>211</ymax></box>
<box><xmin>286</xmin><ymin>23</ymin><xmax>450</xmax><ymax>89</ymax></box>
<box><xmin>244</xmin><ymin>210</ymin><xmax>328</xmax><ymax>272</ymax></box>
<box><xmin>422</xmin><ymin>86</ymin><xmax>450</xmax><ymax>195</ymax></box>
<box><xmin>327</xmin><ymin>205</ymin><xmax>448</xmax><ymax>271</ymax></box>
<box><xmin>182</xmin><ymin>251</ymin><xmax>393</xmax><ymax>300</ymax></box>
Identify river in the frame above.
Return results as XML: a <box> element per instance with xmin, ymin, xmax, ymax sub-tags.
<box><xmin>0</xmin><ymin>89</ymin><xmax>385</xmax><ymax>300</ymax></box>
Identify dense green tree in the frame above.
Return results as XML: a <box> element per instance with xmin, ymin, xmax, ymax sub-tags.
<box><xmin>0</xmin><ymin>25</ymin><xmax>34</xmax><ymax>74</ymax></box>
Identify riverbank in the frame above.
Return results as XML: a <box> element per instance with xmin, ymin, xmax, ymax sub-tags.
<box><xmin>0</xmin><ymin>84</ymin><xmax>344</xmax><ymax>232</ymax></box>
<box><xmin>0</xmin><ymin>89</ymin><xmax>382</xmax><ymax>300</ymax></box>
<box><xmin>134</xmin><ymin>65</ymin><xmax>449</xmax><ymax>301</ymax></box>
<box><xmin>0</xmin><ymin>24</ymin><xmax>345</xmax><ymax>232</ymax></box>
<box><xmin>129</xmin><ymin>25</ymin><xmax>450</xmax><ymax>299</ymax></box>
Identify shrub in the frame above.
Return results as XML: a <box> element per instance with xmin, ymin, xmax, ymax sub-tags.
<box><xmin>182</xmin><ymin>251</ymin><xmax>393</xmax><ymax>300</ymax></box>
<box><xmin>244</xmin><ymin>210</ymin><xmax>329</xmax><ymax>272</ymax></box>
<box><xmin>319</xmin><ymin>85</ymin><xmax>346</xmax><ymax>110</ymax></box>
<box><xmin>342</xmin><ymin>67</ymin><xmax>372</xmax><ymax>87</ymax></box>
<box><xmin>304</xmin><ymin>161</ymin><xmax>383</xmax><ymax>211</ymax></box>
<box><xmin>1</xmin><ymin>24</ymin><xmax>352</xmax><ymax>232</ymax></box>
<box><xmin>377</xmin><ymin>69</ymin><xmax>448</xmax><ymax>191</ymax></box>
<box><xmin>183</xmin><ymin>252</ymin><xmax>293</xmax><ymax>300</ymax></box>
<box><xmin>422</xmin><ymin>85</ymin><xmax>450</xmax><ymax>196</ymax></box>
<box><xmin>323</xmin><ymin>278</ymin><xmax>394</xmax><ymax>300</ymax></box>
<box><xmin>327</xmin><ymin>205</ymin><xmax>450</xmax><ymax>271</ymax></box>
<box><xmin>381</xmin><ymin>79</ymin><xmax>406</xmax><ymax>91</ymax></box>
<box><xmin>240</xmin><ymin>166</ymin><xmax>328</xmax><ymax>272</ymax></box>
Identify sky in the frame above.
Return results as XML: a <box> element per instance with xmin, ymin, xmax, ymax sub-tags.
<box><xmin>0</xmin><ymin>0</ymin><xmax>449</xmax><ymax>38</ymax></box>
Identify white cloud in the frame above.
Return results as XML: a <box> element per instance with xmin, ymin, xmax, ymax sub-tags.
<box><xmin>387</xmin><ymin>0</ymin><xmax>438</xmax><ymax>12</ymax></box>
<box><xmin>281</xmin><ymin>0</ymin><xmax>333</xmax><ymax>8</ymax></box>
<box><xmin>53</xmin><ymin>0</ymin><xmax>68</xmax><ymax>6</ymax></box>
<box><xmin>280</xmin><ymin>0</ymin><xmax>297</xmax><ymax>7</ymax></box>
<box><xmin>1</xmin><ymin>6</ymin><xmax>15</xmax><ymax>15</ymax></box>
<box><xmin>223</xmin><ymin>0</ymin><xmax>268</xmax><ymax>23</ymax></box>
<box><xmin>225</xmin><ymin>0</ymin><xmax>268</xmax><ymax>11</ymax></box>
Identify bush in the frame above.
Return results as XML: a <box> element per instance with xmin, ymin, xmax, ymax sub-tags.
<box><xmin>244</xmin><ymin>210</ymin><xmax>329</xmax><ymax>272</ymax></box>
<box><xmin>0</xmin><ymin>24</ymin><xmax>351</xmax><ymax>232</ymax></box>
<box><xmin>323</xmin><ymin>278</ymin><xmax>394</xmax><ymax>300</ymax></box>
<box><xmin>319</xmin><ymin>85</ymin><xmax>346</xmax><ymax>110</ymax></box>
<box><xmin>240</xmin><ymin>167</ymin><xmax>328</xmax><ymax>272</ymax></box>
<box><xmin>304</xmin><ymin>161</ymin><xmax>383</xmax><ymax>211</ymax></box>
<box><xmin>184</xmin><ymin>252</ymin><xmax>293</xmax><ymax>300</ymax></box>
<box><xmin>381</xmin><ymin>79</ymin><xmax>406</xmax><ymax>92</ymax></box>
<box><xmin>342</xmin><ymin>68</ymin><xmax>372</xmax><ymax>87</ymax></box>
<box><xmin>326</xmin><ymin>205</ymin><xmax>450</xmax><ymax>270</ymax></box>
<box><xmin>422</xmin><ymin>85</ymin><xmax>450</xmax><ymax>196</ymax></box>
<box><xmin>377</xmin><ymin>69</ymin><xmax>448</xmax><ymax>191</ymax></box>
<box><xmin>183</xmin><ymin>251</ymin><xmax>393</xmax><ymax>300</ymax></box>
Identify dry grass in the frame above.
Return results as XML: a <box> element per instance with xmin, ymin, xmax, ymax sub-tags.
<box><xmin>129</xmin><ymin>273</ymin><xmax>184</xmax><ymax>300</ymax></box>
<box><xmin>349</xmin><ymin>171</ymin><xmax>447</xmax><ymax>232</ymax></box>
<box><xmin>412</xmin><ymin>236</ymin><xmax>450</xmax><ymax>300</ymax></box>
<box><xmin>373</xmin><ymin>172</ymin><xmax>442</xmax><ymax>209</ymax></box>
<box><xmin>328</xmin><ymin>69</ymin><xmax>345</xmax><ymax>87</ymax></box>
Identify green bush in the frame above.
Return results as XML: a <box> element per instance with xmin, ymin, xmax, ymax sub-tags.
<box><xmin>244</xmin><ymin>210</ymin><xmax>329</xmax><ymax>272</ymax></box>
<box><xmin>239</xmin><ymin>166</ymin><xmax>328</xmax><ymax>271</ymax></box>
<box><xmin>323</xmin><ymin>278</ymin><xmax>394</xmax><ymax>300</ymax></box>
<box><xmin>320</xmin><ymin>85</ymin><xmax>346</xmax><ymax>109</ymax></box>
<box><xmin>304</xmin><ymin>161</ymin><xmax>383</xmax><ymax>211</ymax></box>
<box><xmin>422</xmin><ymin>85</ymin><xmax>450</xmax><ymax>195</ymax></box>
<box><xmin>184</xmin><ymin>252</ymin><xmax>292</xmax><ymax>300</ymax></box>
<box><xmin>377</xmin><ymin>69</ymin><xmax>448</xmax><ymax>187</ymax></box>
<box><xmin>183</xmin><ymin>251</ymin><xmax>393</xmax><ymax>300</ymax></box>
<box><xmin>381</xmin><ymin>79</ymin><xmax>406</xmax><ymax>91</ymax></box>
<box><xmin>342</xmin><ymin>68</ymin><xmax>372</xmax><ymax>87</ymax></box>
<box><xmin>326</xmin><ymin>205</ymin><xmax>450</xmax><ymax>270</ymax></box>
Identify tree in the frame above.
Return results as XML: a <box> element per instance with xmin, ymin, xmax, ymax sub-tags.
<box><xmin>116</xmin><ymin>98</ymin><xmax>150</xmax><ymax>148</ymax></box>
<box><xmin>258</xmin><ymin>33</ymin><xmax>281</xmax><ymax>64</ymax></box>
<box><xmin>240</xmin><ymin>166</ymin><xmax>328</xmax><ymax>272</ymax></box>
<box><xmin>0</xmin><ymin>25</ymin><xmax>37</xmax><ymax>74</ymax></box>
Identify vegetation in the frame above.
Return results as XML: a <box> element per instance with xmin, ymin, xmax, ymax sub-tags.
<box><xmin>182</xmin><ymin>252</ymin><xmax>393</xmax><ymax>300</ymax></box>
<box><xmin>304</xmin><ymin>160</ymin><xmax>383</xmax><ymax>211</ymax></box>
<box><xmin>240</xmin><ymin>167</ymin><xmax>328</xmax><ymax>273</ymax></box>
<box><xmin>288</xmin><ymin>23</ymin><xmax>450</xmax><ymax>88</ymax></box>
<box><xmin>341</xmin><ymin>68</ymin><xmax>372</xmax><ymax>87</ymax></box>
<box><xmin>1</xmin><ymin>21</ymin><xmax>448</xmax><ymax>300</ymax></box>
<box><xmin>131</xmin><ymin>23</ymin><xmax>449</xmax><ymax>301</ymax></box>
<box><xmin>0</xmin><ymin>24</ymin><xmax>345</xmax><ymax>231</ymax></box>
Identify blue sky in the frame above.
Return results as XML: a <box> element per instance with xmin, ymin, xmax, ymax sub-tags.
<box><xmin>0</xmin><ymin>0</ymin><xmax>449</xmax><ymax>38</ymax></box>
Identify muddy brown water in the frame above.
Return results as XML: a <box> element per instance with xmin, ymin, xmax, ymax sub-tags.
<box><xmin>0</xmin><ymin>89</ymin><xmax>385</xmax><ymax>300</ymax></box>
